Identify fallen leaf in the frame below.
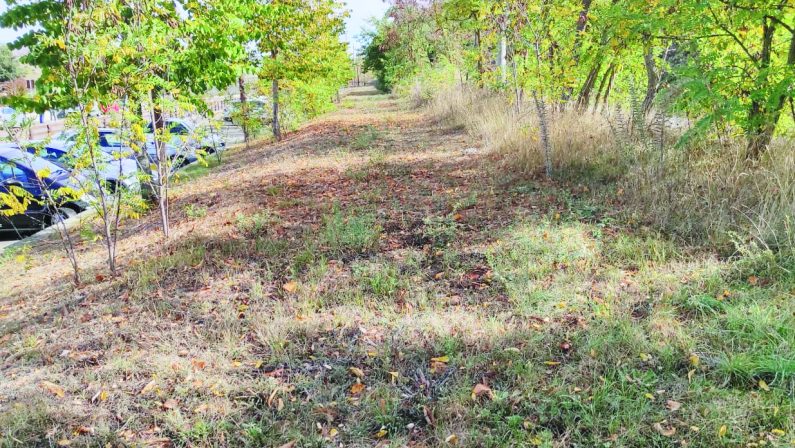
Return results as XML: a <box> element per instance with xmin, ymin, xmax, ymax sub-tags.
<box><xmin>688</xmin><ymin>353</ymin><xmax>700</xmax><ymax>367</ymax></box>
<box><xmin>758</xmin><ymin>379</ymin><xmax>770</xmax><ymax>391</ymax></box>
<box><xmin>191</xmin><ymin>359</ymin><xmax>207</xmax><ymax>370</ymax></box>
<box><xmin>718</xmin><ymin>425</ymin><xmax>727</xmax><ymax>437</ymax></box>
<box><xmin>57</xmin><ymin>439</ymin><xmax>71</xmax><ymax>447</ymax></box>
<box><xmin>283</xmin><ymin>281</ymin><xmax>298</xmax><ymax>293</ymax></box>
<box><xmin>350</xmin><ymin>383</ymin><xmax>365</xmax><ymax>395</ymax></box>
<box><xmin>445</xmin><ymin>434</ymin><xmax>459</xmax><ymax>444</ymax></box>
<box><xmin>653</xmin><ymin>422</ymin><xmax>676</xmax><ymax>437</ymax></box>
<box><xmin>544</xmin><ymin>361</ymin><xmax>561</xmax><ymax>366</ymax></box>
<box><xmin>471</xmin><ymin>383</ymin><xmax>494</xmax><ymax>401</ymax></box>
<box><xmin>748</xmin><ymin>275</ymin><xmax>758</xmax><ymax>285</ymax></box>
<box><xmin>430</xmin><ymin>355</ymin><xmax>449</xmax><ymax>363</ymax></box>
<box><xmin>771</xmin><ymin>429</ymin><xmax>785</xmax><ymax>436</ymax></box>
<box><xmin>140</xmin><ymin>380</ymin><xmax>157</xmax><ymax>395</ymax></box>
<box><xmin>666</xmin><ymin>400</ymin><xmax>681</xmax><ymax>411</ymax></box>
<box><xmin>162</xmin><ymin>398</ymin><xmax>178</xmax><ymax>410</ymax></box>
<box><xmin>40</xmin><ymin>381</ymin><xmax>65</xmax><ymax>398</ymax></box>
<box><xmin>375</xmin><ymin>427</ymin><xmax>388</xmax><ymax>438</ymax></box>
<box><xmin>349</xmin><ymin>367</ymin><xmax>365</xmax><ymax>378</ymax></box>
<box><xmin>75</xmin><ymin>426</ymin><xmax>93</xmax><ymax>435</ymax></box>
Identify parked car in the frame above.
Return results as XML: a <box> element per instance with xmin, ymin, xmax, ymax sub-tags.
<box><xmin>0</xmin><ymin>106</ymin><xmax>28</xmax><ymax>128</ymax></box>
<box><xmin>47</xmin><ymin>127</ymin><xmax>190</xmax><ymax>172</ymax></box>
<box><xmin>25</xmin><ymin>141</ymin><xmax>140</xmax><ymax>193</ymax></box>
<box><xmin>0</xmin><ymin>145</ymin><xmax>89</xmax><ymax>234</ymax></box>
<box><xmin>146</xmin><ymin>118</ymin><xmax>225</xmax><ymax>155</ymax></box>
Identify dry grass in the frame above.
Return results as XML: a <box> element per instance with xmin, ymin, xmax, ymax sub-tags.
<box><xmin>0</xmin><ymin>85</ymin><xmax>793</xmax><ymax>447</ymax></box>
<box><xmin>426</xmin><ymin>84</ymin><xmax>795</xmax><ymax>251</ymax></box>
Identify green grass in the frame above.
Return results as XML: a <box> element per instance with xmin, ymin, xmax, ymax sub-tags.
<box><xmin>321</xmin><ymin>204</ymin><xmax>381</xmax><ymax>256</ymax></box>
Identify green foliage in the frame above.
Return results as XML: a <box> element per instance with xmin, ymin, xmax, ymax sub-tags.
<box><xmin>321</xmin><ymin>204</ymin><xmax>381</xmax><ymax>255</ymax></box>
<box><xmin>0</xmin><ymin>44</ymin><xmax>22</xmax><ymax>83</ymax></box>
<box><xmin>421</xmin><ymin>215</ymin><xmax>459</xmax><ymax>248</ymax></box>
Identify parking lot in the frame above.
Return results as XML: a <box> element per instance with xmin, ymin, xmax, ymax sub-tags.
<box><xmin>0</xmin><ymin>123</ymin><xmax>245</xmax><ymax>251</ymax></box>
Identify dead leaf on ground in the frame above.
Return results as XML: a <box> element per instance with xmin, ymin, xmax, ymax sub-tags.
<box><xmin>666</xmin><ymin>400</ymin><xmax>682</xmax><ymax>411</ymax></box>
<box><xmin>471</xmin><ymin>383</ymin><xmax>494</xmax><ymax>401</ymax></box>
<box><xmin>283</xmin><ymin>281</ymin><xmax>298</xmax><ymax>293</ymax></box>
<box><xmin>350</xmin><ymin>382</ymin><xmax>365</xmax><ymax>395</ymax></box>
<box><xmin>162</xmin><ymin>398</ymin><xmax>178</xmax><ymax>410</ymax></box>
<box><xmin>40</xmin><ymin>381</ymin><xmax>65</xmax><ymax>398</ymax></box>
<box><xmin>140</xmin><ymin>380</ymin><xmax>157</xmax><ymax>396</ymax></box>
<box><xmin>653</xmin><ymin>422</ymin><xmax>677</xmax><ymax>437</ymax></box>
<box><xmin>349</xmin><ymin>367</ymin><xmax>365</xmax><ymax>378</ymax></box>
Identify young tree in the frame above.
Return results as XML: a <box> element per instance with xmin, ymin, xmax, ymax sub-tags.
<box><xmin>253</xmin><ymin>0</ymin><xmax>349</xmax><ymax>140</ymax></box>
<box><xmin>0</xmin><ymin>44</ymin><xmax>22</xmax><ymax>83</ymax></box>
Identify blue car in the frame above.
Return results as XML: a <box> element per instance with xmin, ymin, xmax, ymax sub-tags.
<box><xmin>0</xmin><ymin>145</ymin><xmax>88</xmax><ymax>234</ymax></box>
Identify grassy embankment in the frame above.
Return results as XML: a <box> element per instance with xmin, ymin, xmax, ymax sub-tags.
<box><xmin>0</xmin><ymin>85</ymin><xmax>792</xmax><ymax>447</ymax></box>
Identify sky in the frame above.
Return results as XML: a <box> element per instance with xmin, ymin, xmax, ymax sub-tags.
<box><xmin>342</xmin><ymin>0</ymin><xmax>390</xmax><ymax>54</ymax></box>
<box><xmin>0</xmin><ymin>1</ymin><xmax>391</xmax><ymax>50</ymax></box>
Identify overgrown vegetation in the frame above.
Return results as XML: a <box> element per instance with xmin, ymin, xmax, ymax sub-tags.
<box><xmin>1</xmin><ymin>0</ymin><xmax>794</xmax><ymax>446</ymax></box>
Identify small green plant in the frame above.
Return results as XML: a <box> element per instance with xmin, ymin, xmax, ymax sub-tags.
<box><xmin>321</xmin><ymin>204</ymin><xmax>381</xmax><ymax>255</ymax></box>
<box><xmin>351</xmin><ymin>125</ymin><xmax>381</xmax><ymax>150</ymax></box>
<box><xmin>236</xmin><ymin>210</ymin><xmax>280</xmax><ymax>236</ymax></box>
<box><xmin>184</xmin><ymin>204</ymin><xmax>208</xmax><ymax>220</ymax></box>
<box><xmin>422</xmin><ymin>215</ymin><xmax>458</xmax><ymax>247</ymax></box>
<box><xmin>353</xmin><ymin>262</ymin><xmax>401</xmax><ymax>297</ymax></box>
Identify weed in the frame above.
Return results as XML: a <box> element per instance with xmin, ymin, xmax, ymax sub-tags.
<box><xmin>184</xmin><ymin>203</ymin><xmax>208</xmax><ymax>220</ymax></box>
<box><xmin>421</xmin><ymin>215</ymin><xmax>458</xmax><ymax>248</ymax></box>
<box><xmin>353</xmin><ymin>262</ymin><xmax>401</xmax><ymax>297</ymax></box>
<box><xmin>321</xmin><ymin>204</ymin><xmax>381</xmax><ymax>255</ymax></box>
<box><xmin>351</xmin><ymin>125</ymin><xmax>381</xmax><ymax>151</ymax></box>
<box><xmin>236</xmin><ymin>209</ymin><xmax>280</xmax><ymax>237</ymax></box>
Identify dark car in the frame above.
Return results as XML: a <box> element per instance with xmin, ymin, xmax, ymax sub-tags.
<box><xmin>0</xmin><ymin>145</ymin><xmax>89</xmax><ymax>235</ymax></box>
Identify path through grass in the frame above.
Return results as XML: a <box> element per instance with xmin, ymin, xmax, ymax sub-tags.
<box><xmin>0</xmin><ymin>86</ymin><xmax>793</xmax><ymax>447</ymax></box>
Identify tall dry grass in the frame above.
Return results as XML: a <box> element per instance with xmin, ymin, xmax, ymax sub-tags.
<box><xmin>421</xmin><ymin>84</ymin><xmax>795</xmax><ymax>252</ymax></box>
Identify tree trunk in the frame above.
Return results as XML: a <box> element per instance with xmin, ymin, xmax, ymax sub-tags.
<box><xmin>272</xmin><ymin>77</ymin><xmax>281</xmax><ymax>141</ymax></box>
<box><xmin>533</xmin><ymin>91</ymin><xmax>552</xmax><ymax>179</ymax></box>
<box><xmin>499</xmin><ymin>35</ymin><xmax>507</xmax><ymax>85</ymax></box>
<box><xmin>576</xmin><ymin>60</ymin><xmax>602</xmax><ymax>111</ymax></box>
<box><xmin>593</xmin><ymin>63</ymin><xmax>615</xmax><ymax>113</ymax></box>
<box><xmin>746</xmin><ymin>20</ymin><xmax>794</xmax><ymax>160</ymax></box>
<box><xmin>151</xmin><ymin>89</ymin><xmax>170</xmax><ymax>238</ymax></box>
<box><xmin>641</xmin><ymin>45</ymin><xmax>660</xmax><ymax>116</ymax></box>
<box><xmin>602</xmin><ymin>66</ymin><xmax>617</xmax><ymax>111</ymax></box>
<box><xmin>475</xmin><ymin>28</ymin><xmax>484</xmax><ymax>86</ymax></box>
<box><xmin>238</xmin><ymin>75</ymin><xmax>250</xmax><ymax>149</ymax></box>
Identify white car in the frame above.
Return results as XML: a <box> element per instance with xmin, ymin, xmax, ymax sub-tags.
<box><xmin>146</xmin><ymin>118</ymin><xmax>226</xmax><ymax>156</ymax></box>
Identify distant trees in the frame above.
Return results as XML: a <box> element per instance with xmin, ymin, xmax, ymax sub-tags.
<box><xmin>0</xmin><ymin>44</ymin><xmax>22</xmax><ymax>83</ymax></box>
<box><xmin>363</xmin><ymin>0</ymin><xmax>795</xmax><ymax>160</ymax></box>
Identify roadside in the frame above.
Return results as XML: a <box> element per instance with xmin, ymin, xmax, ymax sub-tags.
<box><xmin>0</xmin><ymin>86</ymin><xmax>792</xmax><ymax>447</ymax></box>
<box><xmin>0</xmin><ymin>123</ymin><xmax>246</xmax><ymax>253</ymax></box>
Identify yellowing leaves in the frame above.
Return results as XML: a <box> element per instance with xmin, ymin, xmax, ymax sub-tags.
<box><xmin>471</xmin><ymin>383</ymin><xmax>494</xmax><ymax>401</ymax></box>
<box><xmin>40</xmin><ymin>381</ymin><xmax>65</xmax><ymax>398</ymax></box>
<box><xmin>350</xmin><ymin>382</ymin><xmax>365</xmax><ymax>395</ymax></box>
<box><xmin>348</xmin><ymin>367</ymin><xmax>365</xmax><ymax>378</ymax></box>
<box><xmin>283</xmin><ymin>281</ymin><xmax>298</xmax><ymax>293</ymax></box>
<box><xmin>758</xmin><ymin>379</ymin><xmax>770</xmax><ymax>392</ymax></box>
